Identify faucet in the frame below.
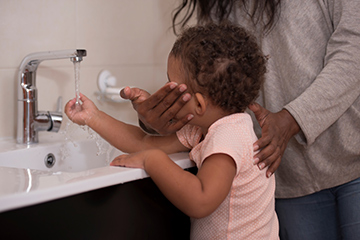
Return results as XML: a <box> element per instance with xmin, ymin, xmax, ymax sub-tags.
<box><xmin>17</xmin><ymin>49</ymin><xmax>87</xmax><ymax>144</ymax></box>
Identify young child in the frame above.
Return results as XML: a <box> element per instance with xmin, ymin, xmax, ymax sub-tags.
<box><xmin>65</xmin><ymin>23</ymin><xmax>278</xmax><ymax>239</ymax></box>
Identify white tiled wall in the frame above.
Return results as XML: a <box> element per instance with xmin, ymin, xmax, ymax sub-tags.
<box><xmin>0</xmin><ymin>0</ymin><xmax>180</xmax><ymax>140</ymax></box>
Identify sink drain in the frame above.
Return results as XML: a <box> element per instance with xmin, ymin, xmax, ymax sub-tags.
<box><xmin>44</xmin><ymin>153</ymin><xmax>56</xmax><ymax>168</ymax></box>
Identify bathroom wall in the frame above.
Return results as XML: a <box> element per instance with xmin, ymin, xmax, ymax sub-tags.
<box><xmin>0</xmin><ymin>0</ymin><xmax>189</xmax><ymax>141</ymax></box>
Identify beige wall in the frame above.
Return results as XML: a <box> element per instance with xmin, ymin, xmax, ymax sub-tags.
<box><xmin>0</xmin><ymin>0</ymin><xmax>180</xmax><ymax>140</ymax></box>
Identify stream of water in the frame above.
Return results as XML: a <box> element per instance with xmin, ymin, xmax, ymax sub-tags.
<box><xmin>73</xmin><ymin>61</ymin><xmax>81</xmax><ymax>105</ymax></box>
<box><xmin>58</xmin><ymin>61</ymin><xmax>113</xmax><ymax>164</ymax></box>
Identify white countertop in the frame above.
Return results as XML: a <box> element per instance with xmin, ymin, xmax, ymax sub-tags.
<box><xmin>0</xmin><ymin>133</ymin><xmax>194</xmax><ymax>213</ymax></box>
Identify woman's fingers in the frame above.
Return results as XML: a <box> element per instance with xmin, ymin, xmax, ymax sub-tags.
<box><xmin>137</xmin><ymin>83</ymin><xmax>191</xmax><ymax>135</ymax></box>
<box><xmin>248</xmin><ymin>102</ymin><xmax>270</xmax><ymax>128</ymax></box>
<box><xmin>250</xmin><ymin>105</ymin><xmax>300</xmax><ymax>178</ymax></box>
<box><xmin>120</xmin><ymin>87</ymin><xmax>150</xmax><ymax>105</ymax></box>
<box><xmin>140</xmin><ymin>83</ymin><xmax>188</xmax><ymax>116</ymax></box>
<box><xmin>249</xmin><ymin>103</ymin><xmax>284</xmax><ymax>177</ymax></box>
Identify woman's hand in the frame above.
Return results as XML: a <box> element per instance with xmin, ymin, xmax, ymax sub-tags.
<box><xmin>120</xmin><ymin>82</ymin><xmax>193</xmax><ymax>135</ymax></box>
<box><xmin>249</xmin><ymin>103</ymin><xmax>300</xmax><ymax>177</ymax></box>
<box><xmin>64</xmin><ymin>93</ymin><xmax>98</xmax><ymax>126</ymax></box>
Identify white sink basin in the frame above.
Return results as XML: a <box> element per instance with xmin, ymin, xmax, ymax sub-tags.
<box><xmin>0</xmin><ymin>127</ymin><xmax>194</xmax><ymax>213</ymax></box>
<box><xmin>0</xmin><ymin>134</ymin><xmax>121</xmax><ymax>172</ymax></box>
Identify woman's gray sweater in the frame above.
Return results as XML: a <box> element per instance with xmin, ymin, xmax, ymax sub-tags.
<box><xmin>231</xmin><ymin>0</ymin><xmax>360</xmax><ymax>198</ymax></box>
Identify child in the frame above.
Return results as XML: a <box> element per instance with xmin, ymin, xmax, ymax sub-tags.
<box><xmin>65</xmin><ymin>23</ymin><xmax>278</xmax><ymax>239</ymax></box>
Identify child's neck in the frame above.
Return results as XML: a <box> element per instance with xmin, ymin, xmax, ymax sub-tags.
<box><xmin>198</xmin><ymin>106</ymin><xmax>231</xmax><ymax>136</ymax></box>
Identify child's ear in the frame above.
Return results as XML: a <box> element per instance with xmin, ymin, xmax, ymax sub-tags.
<box><xmin>194</xmin><ymin>93</ymin><xmax>207</xmax><ymax>116</ymax></box>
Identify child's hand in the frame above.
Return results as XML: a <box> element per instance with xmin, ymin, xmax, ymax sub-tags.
<box><xmin>64</xmin><ymin>93</ymin><xmax>98</xmax><ymax>126</ymax></box>
<box><xmin>110</xmin><ymin>149</ymin><xmax>161</xmax><ymax>169</ymax></box>
<box><xmin>110</xmin><ymin>152</ymin><xmax>145</xmax><ymax>169</ymax></box>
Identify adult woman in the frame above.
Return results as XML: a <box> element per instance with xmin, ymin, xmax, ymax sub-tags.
<box><xmin>122</xmin><ymin>1</ymin><xmax>360</xmax><ymax>239</ymax></box>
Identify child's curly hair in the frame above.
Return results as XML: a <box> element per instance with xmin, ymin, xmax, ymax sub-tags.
<box><xmin>170</xmin><ymin>22</ymin><xmax>267</xmax><ymax>113</ymax></box>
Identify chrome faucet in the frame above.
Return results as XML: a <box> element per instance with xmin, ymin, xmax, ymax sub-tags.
<box><xmin>17</xmin><ymin>49</ymin><xmax>87</xmax><ymax>144</ymax></box>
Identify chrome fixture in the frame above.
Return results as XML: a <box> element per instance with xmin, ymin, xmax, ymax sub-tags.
<box><xmin>44</xmin><ymin>153</ymin><xmax>56</xmax><ymax>168</ymax></box>
<box><xmin>17</xmin><ymin>49</ymin><xmax>87</xmax><ymax>144</ymax></box>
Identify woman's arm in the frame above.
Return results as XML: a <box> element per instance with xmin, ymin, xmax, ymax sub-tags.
<box><xmin>284</xmin><ymin>0</ymin><xmax>360</xmax><ymax>145</ymax></box>
<box><xmin>112</xmin><ymin>150</ymin><xmax>237</xmax><ymax>218</ymax></box>
<box><xmin>249</xmin><ymin>1</ymin><xmax>360</xmax><ymax>176</ymax></box>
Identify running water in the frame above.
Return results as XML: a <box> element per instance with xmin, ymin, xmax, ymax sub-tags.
<box><xmin>60</xmin><ymin>120</ymin><xmax>113</xmax><ymax>163</ymax></box>
<box><xmin>58</xmin><ymin>62</ymin><xmax>114</xmax><ymax>163</ymax></box>
<box><xmin>73</xmin><ymin>61</ymin><xmax>81</xmax><ymax>105</ymax></box>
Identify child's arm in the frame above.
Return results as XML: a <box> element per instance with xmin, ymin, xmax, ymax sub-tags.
<box><xmin>112</xmin><ymin>149</ymin><xmax>237</xmax><ymax>219</ymax></box>
<box><xmin>65</xmin><ymin>94</ymin><xmax>188</xmax><ymax>154</ymax></box>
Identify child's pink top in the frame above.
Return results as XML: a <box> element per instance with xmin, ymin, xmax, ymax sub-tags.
<box><xmin>176</xmin><ymin>113</ymin><xmax>279</xmax><ymax>239</ymax></box>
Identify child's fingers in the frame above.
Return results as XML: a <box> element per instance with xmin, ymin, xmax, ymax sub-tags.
<box><xmin>79</xmin><ymin>93</ymin><xmax>88</xmax><ymax>102</ymax></box>
<box><xmin>66</xmin><ymin>98</ymin><xmax>76</xmax><ymax>107</ymax></box>
<box><xmin>110</xmin><ymin>154</ymin><xmax>128</xmax><ymax>167</ymax></box>
<box><xmin>110</xmin><ymin>154</ymin><xmax>144</xmax><ymax>169</ymax></box>
<box><xmin>64</xmin><ymin>98</ymin><xmax>76</xmax><ymax>114</ymax></box>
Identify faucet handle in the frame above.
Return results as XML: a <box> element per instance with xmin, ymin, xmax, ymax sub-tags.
<box><xmin>48</xmin><ymin>96</ymin><xmax>63</xmax><ymax>132</ymax></box>
<box><xmin>56</xmin><ymin>96</ymin><xmax>62</xmax><ymax>112</ymax></box>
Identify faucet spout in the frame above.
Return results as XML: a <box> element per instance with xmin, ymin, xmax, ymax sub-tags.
<box><xmin>17</xmin><ymin>49</ymin><xmax>87</xmax><ymax>144</ymax></box>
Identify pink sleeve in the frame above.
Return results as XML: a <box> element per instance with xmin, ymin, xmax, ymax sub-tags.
<box><xmin>176</xmin><ymin>125</ymin><xmax>202</xmax><ymax>149</ymax></box>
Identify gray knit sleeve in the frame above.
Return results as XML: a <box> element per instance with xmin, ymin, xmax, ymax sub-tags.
<box><xmin>284</xmin><ymin>0</ymin><xmax>360</xmax><ymax>146</ymax></box>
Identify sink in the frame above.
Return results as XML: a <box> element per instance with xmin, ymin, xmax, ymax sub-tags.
<box><xmin>0</xmin><ymin>125</ymin><xmax>194</xmax><ymax>214</ymax></box>
<box><xmin>0</xmin><ymin>133</ymin><xmax>121</xmax><ymax>173</ymax></box>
